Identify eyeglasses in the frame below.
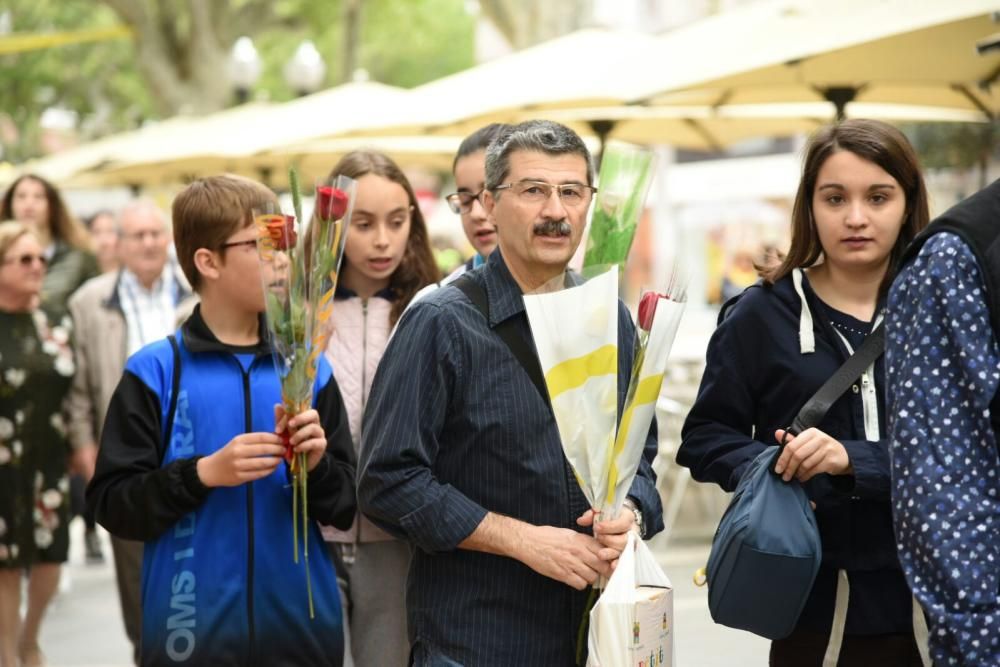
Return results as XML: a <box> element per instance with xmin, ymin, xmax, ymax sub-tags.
<box><xmin>445</xmin><ymin>189</ymin><xmax>484</xmax><ymax>215</ymax></box>
<box><xmin>219</xmin><ymin>239</ymin><xmax>258</xmax><ymax>252</ymax></box>
<box><xmin>121</xmin><ymin>229</ymin><xmax>166</xmax><ymax>243</ymax></box>
<box><xmin>2</xmin><ymin>253</ymin><xmax>47</xmax><ymax>268</ymax></box>
<box><xmin>492</xmin><ymin>180</ymin><xmax>596</xmax><ymax>207</ymax></box>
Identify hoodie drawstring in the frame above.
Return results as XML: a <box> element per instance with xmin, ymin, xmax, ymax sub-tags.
<box><xmin>792</xmin><ymin>268</ymin><xmax>815</xmax><ymax>354</ymax></box>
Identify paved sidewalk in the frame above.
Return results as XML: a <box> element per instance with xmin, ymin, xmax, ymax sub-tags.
<box><xmin>41</xmin><ymin>519</ymin><xmax>768</xmax><ymax>666</ymax></box>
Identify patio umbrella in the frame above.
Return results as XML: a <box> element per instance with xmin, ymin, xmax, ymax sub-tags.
<box><xmin>628</xmin><ymin>0</ymin><xmax>1000</xmax><ymax>120</ymax></box>
<box><xmin>85</xmin><ymin>135</ymin><xmax>464</xmax><ymax>189</ymax></box>
<box><xmin>541</xmin><ymin>101</ymin><xmax>989</xmax><ymax>152</ymax></box>
<box><xmin>312</xmin><ymin>28</ymin><xmax>659</xmax><ymax>142</ymax></box>
<box><xmin>7</xmin><ymin>116</ymin><xmax>198</xmax><ymax>188</ymax></box>
<box><xmin>82</xmin><ymin>81</ymin><xmax>413</xmax><ymax>187</ymax></box>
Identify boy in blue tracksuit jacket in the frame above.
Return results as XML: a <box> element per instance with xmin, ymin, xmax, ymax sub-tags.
<box><xmin>87</xmin><ymin>175</ymin><xmax>356</xmax><ymax>667</ymax></box>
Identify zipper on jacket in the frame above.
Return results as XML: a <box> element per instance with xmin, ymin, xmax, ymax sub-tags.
<box><xmin>360</xmin><ymin>299</ymin><xmax>369</xmax><ymax>417</ymax></box>
<box><xmin>240</xmin><ymin>364</ymin><xmax>257</xmax><ymax>666</ymax></box>
<box><xmin>859</xmin><ymin>372</ymin><xmax>880</xmax><ymax>440</ymax></box>
<box><xmin>833</xmin><ymin>329</ymin><xmax>881</xmax><ymax>442</ymax></box>
<box><xmin>357</xmin><ymin>298</ymin><xmax>369</xmax><ymax>544</ymax></box>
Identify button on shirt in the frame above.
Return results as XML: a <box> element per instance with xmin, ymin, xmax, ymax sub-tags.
<box><xmin>117</xmin><ymin>266</ymin><xmax>179</xmax><ymax>355</ymax></box>
<box><xmin>887</xmin><ymin>232</ymin><xmax>1000</xmax><ymax>666</ymax></box>
<box><xmin>357</xmin><ymin>252</ymin><xmax>663</xmax><ymax>665</ymax></box>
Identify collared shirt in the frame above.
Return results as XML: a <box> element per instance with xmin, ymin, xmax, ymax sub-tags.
<box><xmin>887</xmin><ymin>232</ymin><xmax>1000</xmax><ymax>666</ymax></box>
<box><xmin>358</xmin><ymin>251</ymin><xmax>663</xmax><ymax>665</ymax></box>
<box><xmin>117</xmin><ymin>265</ymin><xmax>179</xmax><ymax>355</ymax></box>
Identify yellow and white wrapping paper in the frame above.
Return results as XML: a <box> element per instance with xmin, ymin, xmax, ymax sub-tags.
<box><xmin>523</xmin><ymin>268</ymin><xmax>619</xmax><ymax>509</ymax></box>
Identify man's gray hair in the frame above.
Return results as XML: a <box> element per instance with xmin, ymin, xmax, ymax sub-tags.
<box><xmin>118</xmin><ymin>198</ymin><xmax>168</xmax><ymax>232</ymax></box>
<box><xmin>485</xmin><ymin>120</ymin><xmax>593</xmax><ymax>192</ymax></box>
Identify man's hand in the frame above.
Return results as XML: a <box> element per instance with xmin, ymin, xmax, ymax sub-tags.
<box><xmin>459</xmin><ymin>513</ymin><xmax>612</xmax><ymax>590</ymax></box>
<box><xmin>275</xmin><ymin>405</ymin><xmax>327</xmax><ymax>472</ymax></box>
<box><xmin>519</xmin><ymin>524</ymin><xmax>613</xmax><ymax>590</ymax></box>
<box><xmin>196</xmin><ymin>433</ymin><xmax>285</xmax><ymax>488</ymax></box>
<box><xmin>578</xmin><ymin>508</ymin><xmax>635</xmax><ymax>570</ymax></box>
<box><xmin>71</xmin><ymin>443</ymin><xmax>98</xmax><ymax>480</ymax></box>
<box><xmin>774</xmin><ymin>428</ymin><xmax>853</xmax><ymax>482</ymax></box>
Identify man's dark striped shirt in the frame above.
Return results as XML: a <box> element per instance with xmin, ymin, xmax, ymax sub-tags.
<box><xmin>358</xmin><ymin>252</ymin><xmax>663</xmax><ymax>665</ymax></box>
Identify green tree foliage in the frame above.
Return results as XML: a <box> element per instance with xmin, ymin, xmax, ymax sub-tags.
<box><xmin>1</xmin><ymin>0</ymin><xmax>475</xmax><ymax>162</ymax></box>
<box><xmin>0</xmin><ymin>1</ymin><xmax>153</xmax><ymax>162</ymax></box>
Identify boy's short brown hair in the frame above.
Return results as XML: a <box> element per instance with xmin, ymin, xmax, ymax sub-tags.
<box><xmin>172</xmin><ymin>174</ymin><xmax>277</xmax><ymax>291</ymax></box>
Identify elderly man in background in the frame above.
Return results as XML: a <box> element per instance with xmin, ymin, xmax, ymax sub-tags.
<box><xmin>67</xmin><ymin>200</ymin><xmax>194</xmax><ymax>666</ymax></box>
<box><xmin>358</xmin><ymin>120</ymin><xmax>663</xmax><ymax>665</ymax></box>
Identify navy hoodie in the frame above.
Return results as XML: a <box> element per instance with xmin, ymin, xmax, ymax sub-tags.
<box><xmin>679</xmin><ymin>271</ymin><xmax>915</xmax><ymax>638</ymax></box>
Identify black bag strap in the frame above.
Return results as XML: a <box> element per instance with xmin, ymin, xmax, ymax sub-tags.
<box><xmin>163</xmin><ymin>334</ymin><xmax>183</xmax><ymax>461</ymax></box>
<box><xmin>787</xmin><ymin>323</ymin><xmax>885</xmax><ymax>438</ymax></box>
<box><xmin>452</xmin><ymin>275</ymin><xmax>551</xmax><ymax>409</ymax></box>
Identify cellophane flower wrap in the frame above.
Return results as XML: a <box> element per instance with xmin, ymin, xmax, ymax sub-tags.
<box><xmin>608</xmin><ymin>272</ymin><xmax>686</xmax><ymax>513</ymax></box>
<box><xmin>582</xmin><ymin>143</ymin><xmax>656</xmax><ymax>278</ymax></box>
<box><xmin>254</xmin><ymin>169</ymin><xmax>356</xmax><ymax>617</ymax></box>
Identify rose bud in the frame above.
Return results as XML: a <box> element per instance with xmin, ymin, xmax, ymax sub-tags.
<box><xmin>638</xmin><ymin>291</ymin><xmax>661</xmax><ymax>331</ymax></box>
<box><xmin>264</xmin><ymin>214</ymin><xmax>297</xmax><ymax>251</ymax></box>
<box><xmin>316</xmin><ymin>186</ymin><xmax>349</xmax><ymax>221</ymax></box>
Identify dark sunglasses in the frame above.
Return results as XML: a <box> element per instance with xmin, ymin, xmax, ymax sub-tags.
<box><xmin>3</xmin><ymin>253</ymin><xmax>47</xmax><ymax>268</ymax></box>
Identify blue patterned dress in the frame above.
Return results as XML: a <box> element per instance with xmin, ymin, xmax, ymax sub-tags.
<box><xmin>887</xmin><ymin>232</ymin><xmax>1000</xmax><ymax>666</ymax></box>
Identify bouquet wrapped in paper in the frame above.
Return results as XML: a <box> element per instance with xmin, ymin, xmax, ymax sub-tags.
<box><xmin>522</xmin><ymin>268</ymin><xmax>686</xmax><ymax>521</ymax></box>
<box><xmin>254</xmin><ymin>169</ymin><xmax>356</xmax><ymax>616</ymax></box>
<box><xmin>524</xmin><ymin>141</ymin><xmax>683</xmax><ymax>522</ymax></box>
<box><xmin>523</xmin><ymin>142</ymin><xmax>685</xmax><ymax>664</ymax></box>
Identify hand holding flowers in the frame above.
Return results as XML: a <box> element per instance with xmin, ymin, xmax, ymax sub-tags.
<box><xmin>254</xmin><ymin>168</ymin><xmax>356</xmax><ymax>617</ymax></box>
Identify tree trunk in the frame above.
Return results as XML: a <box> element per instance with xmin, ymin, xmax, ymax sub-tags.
<box><xmin>100</xmin><ymin>0</ymin><xmax>246</xmax><ymax>116</ymax></box>
<box><xmin>342</xmin><ymin>0</ymin><xmax>362</xmax><ymax>83</ymax></box>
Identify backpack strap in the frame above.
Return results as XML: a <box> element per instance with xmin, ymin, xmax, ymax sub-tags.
<box><xmin>162</xmin><ymin>334</ymin><xmax>183</xmax><ymax>460</ymax></box>
<box><xmin>452</xmin><ymin>275</ymin><xmax>551</xmax><ymax>409</ymax></box>
<box><xmin>786</xmin><ymin>323</ymin><xmax>885</xmax><ymax>437</ymax></box>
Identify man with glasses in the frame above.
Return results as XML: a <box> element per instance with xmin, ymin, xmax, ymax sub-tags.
<box><xmin>359</xmin><ymin>120</ymin><xmax>663</xmax><ymax>665</ymax></box>
<box><xmin>66</xmin><ymin>200</ymin><xmax>195</xmax><ymax>666</ymax></box>
<box><xmin>442</xmin><ymin>123</ymin><xmax>509</xmax><ymax>282</ymax></box>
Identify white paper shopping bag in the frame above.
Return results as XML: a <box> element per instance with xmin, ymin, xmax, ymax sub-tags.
<box><xmin>588</xmin><ymin>532</ymin><xmax>673</xmax><ymax>667</ymax></box>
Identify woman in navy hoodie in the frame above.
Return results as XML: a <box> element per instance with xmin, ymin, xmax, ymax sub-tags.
<box><xmin>678</xmin><ymin>119</ymin><xmax>930</xmax><ymax>666</ymax></box>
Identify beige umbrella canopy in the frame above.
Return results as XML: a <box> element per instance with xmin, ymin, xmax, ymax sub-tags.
<box><xmin>4</xmin><ymin>116</ymin><xmax>198</xmax><ymax>189</ymax></box>
<box><xmin>629</xmin><ymin>0</ymin><xmax>1000</xmax><ymax>119</ymax></box>
<box><xmin>88</xmin><ymin>135</ymin><xmax>464</xmax><ymax>190</ymax></box>
<box><xmin>541</xmin><ymin>101</ymin><xmax>989</xmax><ymax>152</ymax></box>
<box><xmin>326</xmin><ymin>28</ymin><xmax>660</xmax><ymax>141</ymax></box>
<box><xmin>348</xmin><ymin>6</ymin><xmax>996</xmax><ymax>156</ymax></box>
<box><xmin>81</xmin><ymin>81</ymin><xmax>414</xmax><ymax>187</ymax></box>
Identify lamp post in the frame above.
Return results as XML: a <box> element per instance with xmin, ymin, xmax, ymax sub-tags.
<box><xmin>284</xmin><ymin>40</ymin><xmax>327</xmax><ymax>97</ymax></box>
<box><xmin>228</xmin><ymin>36</ymin><xmax>262</xmax><ymax>104</ymax></box>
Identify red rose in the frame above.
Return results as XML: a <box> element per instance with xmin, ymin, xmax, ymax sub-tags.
<box><xmin>262</xmin><ymin>214</ymin><xmax>297</xmax><ymax>251</ymax></box>
<box><xmin>638</xmin><ymin>291</ymin><xmax>661</xmax><ymax>331</ymax></box>
<box><xmin>316</xmin><ymin>186</ymin><xmax>349</xmax><ymax>221</ymax></box>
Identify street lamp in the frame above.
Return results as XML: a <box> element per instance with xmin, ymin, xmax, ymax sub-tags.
<box><xmin>284</xmin><ymin>40</ymin><xmax>327</xmax><ymax>97</ymax></box>
<box><xmin>228</xmin><ymin>36</ymin><xmax>262</xmax><ymax>104</ymax></box>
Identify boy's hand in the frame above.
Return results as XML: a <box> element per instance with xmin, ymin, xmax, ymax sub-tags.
<box><xmin>197</xmin><ymin>433</ymin><xmax>285</xmax><ymax>488</ymax></box>
<box><xmin>274</xmin><ymin>405</ymin><xmax>327</xmax><ymax>472</ymax></box>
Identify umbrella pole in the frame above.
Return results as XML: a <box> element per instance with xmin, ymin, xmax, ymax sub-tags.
<box><xmin>819</xmin><ymin>86</ymin><xmax>859</xmax><ymax>121</ymax></box>
<box><xmin>588</xmin><ymin>119</ymin><xmax>616</xmax><ymax>168</ymax></box>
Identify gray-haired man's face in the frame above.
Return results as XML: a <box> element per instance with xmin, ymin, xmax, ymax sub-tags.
<box><xmin>483</xmin><ymin>149</ymin><xmax>591</xmax><ymax>286</ymax></box>
<box><xmin>120</xmin><ymin>208</ymin><xmax>171</xmax><ymax>284</ymax></box>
